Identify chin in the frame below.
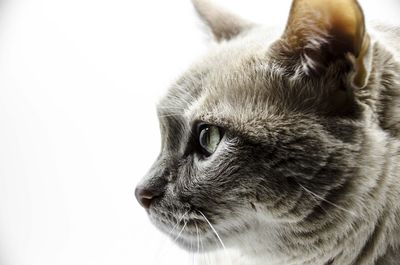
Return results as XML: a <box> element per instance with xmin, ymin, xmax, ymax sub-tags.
<box><xmin>148</xmin><ymin>209</ymin><xmax>231</xmax><ymax>253</ymax></box>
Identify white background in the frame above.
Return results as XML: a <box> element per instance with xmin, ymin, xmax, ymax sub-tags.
<box><xmin>0</xmin><ymin>1</ymin><xmax>399</xmax><ymax>265</ymax></box>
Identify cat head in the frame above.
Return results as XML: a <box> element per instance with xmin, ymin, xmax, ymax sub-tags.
<box><xmin>136</xmin><ymin>0</ymin><xmax>377</xmax><ymax>255</ymax></box>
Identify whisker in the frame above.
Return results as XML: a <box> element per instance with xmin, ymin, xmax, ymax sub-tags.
<box><xmin>173</xmin><ymin>219</ymin><xmax>187</xmax><ymax>242</ymax></box>
<box><xmin>167</xmin><ymin>211</ymin><xmax>188</xmax><ymax>236</ymax></box>
<box><xmin>199</xmin><ymin>228</ymin><xmax>206</xmax><ymax>265</ymax></box>
<box><xmin>195</xmin><ymin>222</ymin><xmax>200</xmax><ymax>255</ymax></box>
<box><xmin>152</xmin><ymin>211</ymin><xmax>188</xmax><ymax>265</ymax></box>
<box><xmin>297</xmin><ymin>182</ymin><xmax>357</xmax><ymax>217</ymax></box>
<box><xmin>197</xmin><ymin>210</ymin><xmax>226</xmax><ymax>251</ymax></box>
<box><xmin>303</xmin><ymin>187</ymin><xmax>334</xmax><ymax>219</ymax></box>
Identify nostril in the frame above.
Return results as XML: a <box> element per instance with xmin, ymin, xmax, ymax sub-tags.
<box><xmin>135</xmin><ymin>186</ymin><xmax>158</xmax><ymax>209</ymax></box>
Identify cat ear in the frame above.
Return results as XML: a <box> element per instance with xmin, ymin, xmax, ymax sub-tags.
<box><xmin>279</xmin><ymin>0</ymin><xmax>371</xmax><ymax>88</ymax></box>
<box><xmin>192</xmin><ymin>0</ymin><xmax>253</xmax><ymax>42</ymax></box>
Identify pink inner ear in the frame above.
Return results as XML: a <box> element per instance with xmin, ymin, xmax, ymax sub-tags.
<box><xmin>280</xmin><ymin>0</ymin><xmax>367</xmax><ymax>75</ymax></box>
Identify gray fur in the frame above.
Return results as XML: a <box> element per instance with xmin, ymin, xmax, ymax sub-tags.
<box><xmin>136</xmin><ymin>1</ymin><xmax>400</xmax><ymax>264</ymax></box>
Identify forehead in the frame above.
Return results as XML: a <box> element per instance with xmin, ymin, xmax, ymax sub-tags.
<box><xmin>156</xmin><ymin>27</ymin><xmax>318</xmax><ymax>132</ymax></box>
<box><xmin>158</xmin><ymin>61</ymin><xmax>288</xmax><ymax>129</ymax></box>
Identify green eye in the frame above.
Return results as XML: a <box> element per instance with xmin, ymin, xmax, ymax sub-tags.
<box><xmin>198</xmin><ymin>124</ymin><xmax>223</xmax><ymax>156</ymax></box>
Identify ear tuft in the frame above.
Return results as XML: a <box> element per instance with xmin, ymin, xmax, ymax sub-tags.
<box><xmin>192</xmin><ymin>0</ymin><xmax>253</xmax><ymax>41</ymax></box>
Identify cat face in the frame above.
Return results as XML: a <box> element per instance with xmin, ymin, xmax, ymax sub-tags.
<box><xmin>136</xmin><ymin>0</ymin><xmax>375</xmax><ymax>254</ymax></box>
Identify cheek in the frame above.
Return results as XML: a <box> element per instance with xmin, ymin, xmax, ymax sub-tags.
<box><xmin>176</xmin><ymin>168</ymin><xmax>245</xmax><ymax>211</ymax></box>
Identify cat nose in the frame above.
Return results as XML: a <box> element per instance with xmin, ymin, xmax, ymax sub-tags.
<box><xmin>135</xmin><ymin>185</ymin><xmax>160</xmax><ymax>209</ymax></box>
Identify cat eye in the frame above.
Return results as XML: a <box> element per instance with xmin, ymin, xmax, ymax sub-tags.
<box><xmin>197</xmin><ymin>124</ymin><xmax>223</xmax><ymax>156</ymax></box>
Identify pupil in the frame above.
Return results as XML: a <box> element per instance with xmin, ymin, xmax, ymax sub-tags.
<box><xmin>206</xmin><ymin>129</ymin><xmax>211</xmax><ymax>146</ymax></box>
<box><xmin>202</xmin><ymin>127</ymin><xmax>210</xmax><ymax>148</ymax></box>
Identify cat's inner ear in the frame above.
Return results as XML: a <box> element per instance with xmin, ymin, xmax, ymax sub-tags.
<box><xmin>192</xmin><ymin>0</ymin><xmax>253</xmax><ymax>42</ymax></box>
<box><xmin>280</xmin><ymin>0</ymin><xmax>371</xmax><ymax>87</ymax></box>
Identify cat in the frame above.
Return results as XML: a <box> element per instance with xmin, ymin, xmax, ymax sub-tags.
<box><xmin>135</xmin><ymin>0</ymin><xmax>400</xmax><ymax>264</ymax></box>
